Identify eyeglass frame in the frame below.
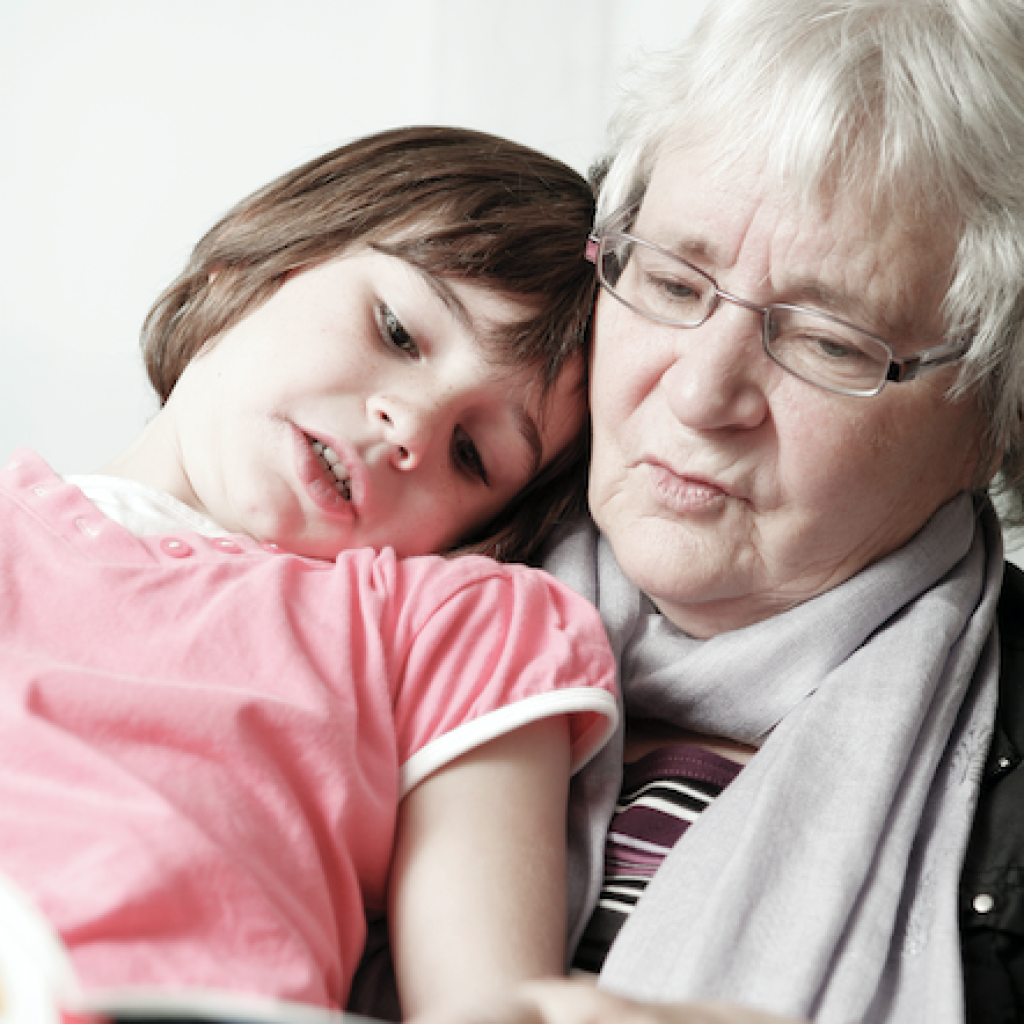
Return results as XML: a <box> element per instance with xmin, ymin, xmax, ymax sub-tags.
<box><xmin>584</xmin><ymin>213</ymin><xmax>969</xmax><ymax>398</ymax></box>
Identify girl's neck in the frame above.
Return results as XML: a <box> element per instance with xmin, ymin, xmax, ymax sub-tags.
<box><xmin>98</xmin><ymin>410</ymin><xmax>207</xmax><ymax>523</ymax></box>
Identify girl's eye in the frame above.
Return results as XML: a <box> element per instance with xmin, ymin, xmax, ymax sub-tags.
<box><xmin>379</xmin><ymin>304</ymin><xmax>419</xmax><ymax>357</ymax></box>
<box><xmin>453</xmin><ymin>425</ymin><xmax>489</xmax><ymax>486</ymax></box>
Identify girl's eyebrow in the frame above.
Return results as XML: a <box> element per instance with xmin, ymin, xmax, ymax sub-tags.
<box><xmin>412</xmin><ymin>265</ymin><xmax>473</xmax><ymax>331</ymax></box>
<box><xmin>516</xmin><ymin>407</ymin><xmax>543</xmax><ymax>478</ymax></box>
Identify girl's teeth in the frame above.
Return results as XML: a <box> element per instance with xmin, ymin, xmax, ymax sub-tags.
<box><xmin>309</xmin><ymin>437</ymin><xmax>352</xmax><ymax>501</ymax></box>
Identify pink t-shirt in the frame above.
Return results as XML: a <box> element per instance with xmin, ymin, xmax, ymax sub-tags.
<box><xmin>0</xmin><ymin>450</ymin><xmax>618</xmax><ymax>1008</ymax></box>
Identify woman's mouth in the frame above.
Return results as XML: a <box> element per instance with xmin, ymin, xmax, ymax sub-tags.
<box><xmin>309</xmin><ymin>438</ymin><xmax>352</xmax><ymax>501</ymax></box>
<box><xmin>648</xmin><ymin>463</ymin><xmax>730</xmax><ymax>512</ymax></box>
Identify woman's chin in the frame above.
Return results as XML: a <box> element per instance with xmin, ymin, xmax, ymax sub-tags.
<box><xmin>607</xmin><ymin>524</ymin><xmax>745</xmax><ymax>622</ymax></box>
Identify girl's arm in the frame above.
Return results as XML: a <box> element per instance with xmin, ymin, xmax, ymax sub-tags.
<box><xmin>388</xmin><ymin>715</ymin><xmax>571</xmax><ymax>1018</ymax></box>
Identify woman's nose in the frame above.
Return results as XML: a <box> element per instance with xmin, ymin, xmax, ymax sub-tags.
<box><xmin>368</xmin><ymin>395</ymin><xmax>437</xmax><ymax>469</ymax></box>
<box><xmin>663</xmin><ymin>304</ymin><xmax>769</xmax><ymax>431</ymax></box>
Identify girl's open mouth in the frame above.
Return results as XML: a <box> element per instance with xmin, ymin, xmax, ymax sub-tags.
<box><xmin>308</xmin><ymin>437</ymin><xmax>352</xmax><ymax>501</ymax></box>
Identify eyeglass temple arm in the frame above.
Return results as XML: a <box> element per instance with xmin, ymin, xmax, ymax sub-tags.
<box><xmin>886</xmin><ymin>337</ymin><xmax>969</xmax><ymax>384</ymax></box>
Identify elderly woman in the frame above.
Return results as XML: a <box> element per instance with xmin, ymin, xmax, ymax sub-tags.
<box><xmin>473</xmin><ymin>1</ymin><xmax>1024</xmax><ymax>1023</ymax></box>
<box><xmin>348</xmin><ymin>1</ymin><xmax>1024</xmax><ymax>1022</ymax></box>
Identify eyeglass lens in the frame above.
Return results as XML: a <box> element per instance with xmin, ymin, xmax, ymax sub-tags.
<box><xmin>599</xmin><ymin>233</ymin><xmax>894</xmax><ymax>396</ymax></box>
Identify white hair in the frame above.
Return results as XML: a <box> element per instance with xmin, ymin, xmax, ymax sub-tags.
<box><xmin>595</xmin><ymin>0</ymin><xmax>1024</xmax><ymax>518</ymax></box>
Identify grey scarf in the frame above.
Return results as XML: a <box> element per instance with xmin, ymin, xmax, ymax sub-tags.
<box><xmin>545</xmin><ymin>494</ymin><xmax>1003</xmax><ymax>1024</ymax></box>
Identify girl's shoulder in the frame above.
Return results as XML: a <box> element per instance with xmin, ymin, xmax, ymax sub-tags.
<box><xmin>390</xmin><ymin>549</ymin><xmax>601</xmax><ymax>622</ymax></box>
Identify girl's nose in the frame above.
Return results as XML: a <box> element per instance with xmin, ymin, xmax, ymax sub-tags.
<box><xmin>663</xmin><ymin>305</ymin><xmax>769</xmax><ymax>431</ymax></box>
<box><xmin>368</xmin><ymin>395</ymin><xmax>437</xmax><ymax>470</ymax></box>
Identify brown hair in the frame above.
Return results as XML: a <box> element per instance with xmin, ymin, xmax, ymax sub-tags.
<box><xmin>142</xmin><ymin>126</ymin><xmax>596</xmax><ymax>563</ymax></box>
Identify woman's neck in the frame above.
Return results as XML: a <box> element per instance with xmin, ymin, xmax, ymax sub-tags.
<box><xmin>624</xmin><ymin>717</ymin><xmax>756</xmax><ymax>766</ymax></box>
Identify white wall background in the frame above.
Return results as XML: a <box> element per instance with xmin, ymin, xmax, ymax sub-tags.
<box><xmin>0</xmin><ymin>0</ymin><xmax>709</xmax><ymax>474</ymax></box>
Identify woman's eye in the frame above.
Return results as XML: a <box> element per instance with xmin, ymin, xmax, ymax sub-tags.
<box><xmin>651</xmin><ymin>274</ymin><xmax>700</xmax><ymax>301</ymax></box>
<box><xmin>379</xmin><ymin>304</ymin><xmax>419</xmax><ymax>357</ymax></box>
<box><xmin>804</xmin><ymin>334</ymin><xmax>867</xmax><ymax>362</ymax></box>
<box><xmin>453</xmin><ymin>426</ymin><xmax>489</xmax><ymax>485</ymax></box>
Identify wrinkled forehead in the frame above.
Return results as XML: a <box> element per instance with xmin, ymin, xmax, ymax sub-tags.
<box><xmin>634</xmin><ymin>138</ymin><xmax>959</xmax><ymax>349</ymax></box>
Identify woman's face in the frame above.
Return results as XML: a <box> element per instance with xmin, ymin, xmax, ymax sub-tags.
<box><xmin>588</xmin><ymin>142</ymin><xmax>986</xmax><ymax>638</ymax></box>
<box><xmin>155</xmin><ymin>250</ymin><xmax>583</xmax><ymax>559</ymax></box>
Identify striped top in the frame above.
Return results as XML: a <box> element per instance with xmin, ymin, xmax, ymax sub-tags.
<box><xmin>573</xmin><ymin>743</ymin><xmax>743</xmax><ymax>974</ymax></box>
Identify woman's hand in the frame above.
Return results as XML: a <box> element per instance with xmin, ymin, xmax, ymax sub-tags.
<box><xmin>413</xmin><ymin>979</ymin><xmax>806</xmax><ymax>1024</ymax></box>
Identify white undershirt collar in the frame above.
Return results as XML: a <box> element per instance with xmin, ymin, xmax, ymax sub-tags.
<box><xmin>64</xmin><ymin>474</ymin><xmax>230</xmax><ymax>539</ymax></box>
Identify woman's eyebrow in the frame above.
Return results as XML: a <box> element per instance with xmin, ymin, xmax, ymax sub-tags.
<box><xmin>635</xmin><ymin>225</ymin><xmax>719</xmax><ymax>265</ymax></box>
<box><xmin>773</xmin><ymin>276</ymin><xmax>905</xmax><ymax>340</ymax></box>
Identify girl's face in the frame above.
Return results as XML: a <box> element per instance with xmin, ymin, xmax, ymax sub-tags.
<box><xmin>154</xmin><ymin>250</ymin><xmax>585</xmax><ymax>559</ymax></box>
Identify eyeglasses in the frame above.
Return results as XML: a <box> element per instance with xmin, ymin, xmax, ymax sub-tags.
<box><xmin>585</xmin><ymin>226</ymin><xmax>968</xmax><ymax>398</ymax></box>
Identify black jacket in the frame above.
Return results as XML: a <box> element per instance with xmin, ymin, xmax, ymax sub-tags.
<box><xmin>961</xmin><ymin>561</ymin><xmax>1024</xmax><ymax>1023</ymax></box>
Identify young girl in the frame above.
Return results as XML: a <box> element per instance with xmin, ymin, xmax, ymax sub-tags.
<box><xmin>0</xmin><ymin>127</ymin><xmax>617</xmax><ymax>1018</ymax></box>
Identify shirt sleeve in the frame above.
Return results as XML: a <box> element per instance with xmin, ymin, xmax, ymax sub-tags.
<box><xmin>386</xmin><ymin>554</ymin><xmax>619</xmax><ymax>797</ymax></box>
